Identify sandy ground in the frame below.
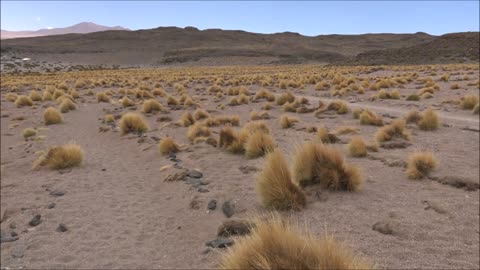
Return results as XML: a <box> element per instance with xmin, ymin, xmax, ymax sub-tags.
<box><xmin>1</xmin><ymin>65</ymin><xmax>479</xmax><ymax>269</ymax></box>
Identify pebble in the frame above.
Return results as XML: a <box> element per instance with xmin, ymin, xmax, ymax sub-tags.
<box><xmin>207</xmin><ymin>200</ymin><xmax>217</xmax><ymax>210</ymax></box>
<box><xmin>28</xmin><ymin>215</ymin><xmax>42</xmax><ymax>227</ymax></box>
<box><xmin>205</xmin><ymin>238</ymin><xmax>234</xmax><ymax>248</ymax></box>
<box><xmin>187</xmin><ymin>169</ymin><xmax>203</xmax><ymax>178</ymax></box>
<box><xmin>372</xmin><ymin>221</ymin><xmax>394</xmax><ymax>235</ymax></box>
<box><xmin>222</xmin><ymin>201</ymin><xmax>235</xmax><ymax>218</ymax></box>
<box><xmin>0</xmin><ymin>231</ymin><xmax>19</xmax><ymax>243</ymax></box>
<box><xmin>56</xmin><ymin>223</ymin><xmax>68</xmax><ymax>232</ymax></box>
<box><xmin>47</xmin><ymin>202</ymin><xmax>56</xmax><ymax>209</ymax></box>
<box><xmin>49</xmin><ymin>191</ymin><xmax>65</xmax><ymax>197</ymax></box>
<box><xmin>197</xmin><ymin>187</ymin><xmax>209</xmax><ymax>193</ymax></box>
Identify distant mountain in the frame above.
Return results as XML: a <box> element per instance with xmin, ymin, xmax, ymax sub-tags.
<box><xmin>1</xmin><ymin>22</ymin><xmax>129</xmax><ymax>39</ymax></box>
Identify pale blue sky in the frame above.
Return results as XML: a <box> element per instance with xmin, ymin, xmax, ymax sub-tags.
<box><xmin>1</xmin><ymin>1</ymin><xmax>479</xmax><ymax>35</ymax></box>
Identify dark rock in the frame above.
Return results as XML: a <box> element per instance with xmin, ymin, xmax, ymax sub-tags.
<box><xmin>197</xmin><ymin>187</ymin><xmax>209</xmax><ymax>193</ymax></box>
<box><xmin>217</xmin><ymin>220</ymin><xmax>252</xmax><ymax>237</ymax></box>
<box><xmin>207</xmin><ymin>200</ymin><xmax>217</xmax><ymax>210</ymax></box>
<box><xmin>185</xmin><ymin>178</ymin><xmax>209</xmax><ymax>188</ymax></box>
<box><xmin>222</xmin><ymin>201</ymin><xmax>235</xmax><ymax>218</ymax></box>
<box><xmin>10</xmin><ymin>231</ymin><xmax>18</xmax><ymax>237</ymax></box>
<box><xmin>205</xmin><ymin>238</ymin><xmax>234</xmax><ymax>248</ymax></box>
<box><xmin>49</xmin><ymin>191</ymin><xmax>65</xmax><ymax>197</ymax></box>
<box><xmin>238</xmin><ymin>165</ymin><xmax>258</xmax><ymax>174</ymax></box>
<box><xmin>0</xmin><ymin>231</ymin><xmax>18</xmax><ymax>243</ymax></box>
<box><xmin>47</xmin><ymin>202</ymin><xmax>56</xmax><ymax>209</ymax></box>
<box><xmin>187</xmin><ymin>169</ymin><xmax>203</xmax><ymax>178</ymax></box>
<box><xmin>386</xmin><ymin>160</ymin><xmax>407</xmax><ymax>168</ymax></box>
<box><xmin>29</xmin><ymin>214</ymin><xmax>42</xmax><ymax>227</ymax></box>
<box><xmin>372</xmin><ymin>221</ymin><xmax>394</xmax><ymax>235</ymax></box>
<box><xmin>56</xmin><ymin>223</ymin><xmax>68</xmax><ymax>232</ymax></box>
<box><xmin>101</xmin><ymin>168</ymin><xmax>106</xmax><ymax>171</ymax></box>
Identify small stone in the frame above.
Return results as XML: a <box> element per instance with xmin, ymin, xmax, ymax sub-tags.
<box><xmin>0</xmin><ymin>231</ymin><xmax>18</xmax><ymax>243</ymax></box>
<box><xmin>372</xmin><ymin>221</ymin><xmax>393</xmax><ymax>235</ymax></box>
<box><xmin>29</xmin><ymin>214</ymin><xmax>42</xmax><ymax>227</ymax></box>
<box><xmin>47</xmin><ymin>202</ymin><xmax>56</xmax><ymax>209</ymax></box>
<box><xmin>197</xmin><ymin>187</ymin><xmax>209</xmax><ymax>193</ymax></box>
<box><xmin>49</xmin><ymin>191</ymin><xmax>65</xmax><ymax>197</ymax></box>
<box><xmin>10</xmin><ymin>231</ymin><xmax>18</xmax><ymax>237</ymax></box>
<box><xmin>238</xmin><ymin>165</ymin><xmax>258</xmax><ymax>174</ymax></box>
<box><xmin>56</xmin><ymin>223</ymin><xmax>68</xmax><ymax>232</ymax></box>
<box><xmin>217</xmin><ymin>220</ymin><xmax>252</xmax><ymax>237</ymax></box>
<box><xmin>205</xmin><ymin>238</ymin><xmax>234</xmax><ymax>248</ymax></box>
<box><xmin>58</xmin><ymin>169</ymin><xmax>71</xmax><ymax>174</ymax></box>
<box><xmin>101</xmin><ymin>168</ymin><xmax>106</xmax><ymax>171</ymax></box>
<box><xmin>380</xmin><ymin>141</ymin><xmax>412</xmax><ymax>149</ymax></box>
<box><xmin>187</xmin><ymin>169</ymin><xmax>203</xmax><ymax>178</ymax></box>
<box><xmin>207</xmin><ymin>200</ymin><xmax>217</xmax><ymax>210</ymax></box>
<box><xmin>222</xmin><ymin>201</ymin><xmax>235</xmax><ymax>218</ymax></box>
<box><xmin>201</xmin><ymin>248</ymin><xmax>211</xmax><ymax>254</ymax></box>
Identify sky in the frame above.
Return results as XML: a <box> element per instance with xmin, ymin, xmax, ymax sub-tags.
<box><xmin>1</xmin><ymin>1</ymin><xmax>479</xmax><ymax>35</ymax></box>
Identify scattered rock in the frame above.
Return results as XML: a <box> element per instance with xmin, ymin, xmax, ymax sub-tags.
<box><xmin>10</xmin><ymin>231</ymin><xmax>18</xmax><ymax>237</ymax></box>
<box><xmin>187</xmin><ymin>169</ymin><xmax>203</xmax><ymax>178</ymax></box>
<box><xmin>217</xmin><ymin>220</ymin><xmax>252</xmax><ymax>237</ymax></box>
<box><xmin>205</xmin><ymin>238</ymin><xmax>234</xmax><ymax>248</ymax></box>
<box><xmin>372</xmin><ymin>220</ymin><xmax>394</xmax><ymax>235</ymax></box>
<box><xmin>56</xmin><ymin>223</ymin><xmax>68</xmax><ymax>232</ymax></box>
<box><xmin>197</xmin><ymin>187</ymin><xmax>209</xmax><ymax>193</ymax></box>
<box><xmin>156</xmin><ymin>116</ymin><xmax>172</xmax><ymax>122</ymax></box>
<box><xmin>431</xmin><ymin>176</ymin><xmax>479</xmax><ymax>191</ymax></box>
<box><xmin>207</xmin><ymin>200</ymin><xmax>217</xmax><ymax>210</ymax></box>
<box><xmin>58</xmin><ymin>169</ymin><xmax>72</xmax><ymax>174</ymax></box>
<box><xmin>49</xmin><ymin>191</ymin><xmax>65</xmax><ymax>197</ymax></box>
<box><xmin>201</xmin><ymin>248</ymin><xmax>211</xmax><ymax>254</ymax></box>
<box><xmin>0</xmin><ymin>231</ymin><xmax>18</xmax><ymax>243</ymax></box>
<box><xmin>238</xmin><ymin>165</ymin><xmax>258</xmax><ymax>174</ymax></box>
<box><xmin>190</xmin><ymin>196</ymin><xmax>201</xmax><ymax>210</ymax></box>
<box><xmin>460</xmin><ymin>126</ymin><xmax>480</xmax><ymax>132</ymax></box>
<box><xmin>164</xmin><ymin>170</ymin><xmax>188</xmax><ymax>182</ymax></box>
<box><xmin>222</xmin><ymin>201</ymin><xmax>235</xmax><ymax>218</ymax></box>
<box><xmin>186</xmin><ymin>178</ymin><xmax>209</xmax><ymax>188</ymax></box>
<box><xmin>380</xmin><ymin>141</ymin><xmax>412</xmax><ymax>149</ymax></box>
<box><xmin>29</xmin><ymin>215</ymin><xmax>42</xmax><ymax>227</ymax></box>
<box><xmin>47</xmin><ymin>202</ymin><xmax>56</xmax><ymax>209</ymax></box>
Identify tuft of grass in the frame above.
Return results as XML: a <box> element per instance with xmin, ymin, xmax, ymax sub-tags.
<box><xmin>220</xmin><ymin>215</ymin><xmax>371</xmax><ymax>270</ymax></box>
<box><xmin>404</xmin><ymin>110</ymin><xmax>421</xmax><ymax>124</ymax></box>
<box><xmin>119</xmin><ymin>113</ymin><xmax>149</xmax><ymax>134</ymax></box>
<box><xmin>348</xmin><ymin>136</ymin><xmax>367</xmax><ymax>157</ymax></box>
<box><xmin>167</xmin><ymin>95</ymin><xmax>180</xmax><ymax>106</ymax></box>
<box><xmin>33</xmin><ymin>143</ymin><xmax>84</xmax><ymax>170</ymax></box>
<box><xmin>460</xmin><ymin>95</ymin><xmax>479</xmax><ymax>110</ymax></box>
<box><xmin>179</xmin><ymin>112</ymin><xmax>195</xmax><ymax>127</ymax></box>
<box><xmin>15</xmin><ymin>95</ymin><xmax>33</xmax><ymax>107</ymax></box>
<box><xmin>193</xmin><ymin>109</ymin><xmax>210</xmax><ymax>121</ymax></box>
<box><xmin>280</xmin><ymin>114</ymin><xmax>299</xmax><ymax>129</ymax></box>
<box><xmin>327</xmin><ymin>100</ymin><xmax>348</xmax><ymax>114</ymax></box>
<box><xmin>406</xmin><ymin>94</ymin><xmax>420</xmax><ymax>101</ymax></box>
<box><xmin>142</xmin><ymin>99</ymin><xmax>163</xmax><ymax>113</ymax></box>
<box><xmin>418</xmin><ymin>108</ymin><xmax>439</xmax><ymax>131</ymax></box>
<box><xmin>375</xmin><ymin>119</ymin><xmax>410</xmax><ymax>142</ymax></box>
<box><xmin>317</xmin><ymin>126</ymin><xmax>339</xmax><ymax>144</ymax></box>
<box><xmin>406</xmin><ymin>151</ymin><xmax>438</xmax><ymax>179</ymax></box>
<box><xmin>6</xmin><ymin>93</ymin><xmax>17</xmax><ymax>102</ymax></box>
<box><xmin>22</xmin><ymin>128</ymin><xmax>37</xmax><ymax>139</ymax></box>
<box><xmin>43</xmin><ymin>107</ymin><xmax>63</xmax><ymax>125</ymax></box>
<box><xmin>121</xmin><ymin>96</ymin><xmax>135</xmax><ymax>107</ymax></box>
<box><xmin>187</xmin><ymin>122</ymin><xmax>211</xmax><ymax>141</ymax></box>
<box><xmin>293</xmin><ymin>142</ymin><xmax>363</xmax><ymax>191</ymax></box>
<box><xmin>359</xmin><ymin>109</ymin><xmax>383</xmax><ymax>126</ymax></box>
<box><xmin>159</xmin><ymin>137</ymin><xmax>180</xmax><ymax>155</ymax></box>
<box><xmin>104</xmin><ymin>114</ymin><xmax>115</xmax><ymax>123</ymax></box>
<box><xmin>30</xmin><ymin>90</ymin><xmax>42</xmax><ymax>101</ymax></box>
<box><xmin>59</xmin><ymin>98</ymin><xmax>76</xmax><ymax>113</ymax></box>
<box><xmin>255</xmin><ymin>150</ymin><xmax>306</xmax><ymax>211</ymax></box>
<box><xmin>42</xmin><ymin>91</ymin><xmax>53</xmax><ymax>101</ymax></box>
<box><xmin>473</xmin><ymin>103</ymin><xmax>479</xmax><ymax>114</ymax></box>
<box><xmin>96</xmin><ymin>92</ymin><xmax>111</xmax><ymax>103</ymax></box>
<box><xmin>333</xmin><ymin>126</ymin><xmax>359</xmax><ymax>135</ymax></box>
<box><xmin>245</xmin><ymin>131</ymin><xmax>275</xmax><ymax>158</ymax></box>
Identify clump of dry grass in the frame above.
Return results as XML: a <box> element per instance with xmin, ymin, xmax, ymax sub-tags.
<box><xmin>406</xmin><ymin>151</ymin><xmax>438</xmax><ymax>179</ymax></box>
<box><xmin>159</xmin><ymin>137</ymin><xmax>180</xmax><ymax>155</ymax></box>
<box><xmin>187</xmin><ymin>122</ymin><xmax>211</xmax><ymax>141</ymax></box>
<box><xmin>473</xmin><ymin>103</ymin><xmax>479</xmax><ymax>114</ymax></box>
<box><xmin>245</xmin><ymin>131</ymin><xmax>275</xmax><ymax>158</ymax></box>
<box><xmin>359</xmin><ymin>109</ymin><xmax>383</xmax><ymax>126</ymax></box>
<box><xmin>178</xmin><ymin>112</ymin><xmax>195</xmax><ymax>127</ymax></box>
<box><xmin>143</xmin><ymin>99</ymin><xmax>163</xmax><ymax>113</ymax></box>
<box><xmin>406</xmin><ymin>94</ymin><xmax>420</xmax><ymax>101</ymax></box>
<box><xmin>96</xmin><ymin>92</ymin><xmax>111</xmax><ymax>103</ymax></box>
<box><xmin>276</xmin><ymin>91</ymin><xmax>295</xmax><ymax>105</ymax></box>
<box><xmin>193</xmin><ymin>109</ymin><xmax>210</xmax><ymax>120</ymax></box>
<box><xmin>121</xmin><ymin>96</ymin><xmax>135</xmax><ymax>107</ymax></box>
<box><xmin>418</xmin><ymin>108</ymin><xmax>439</xmax><ymax>131</ymax></box>
<box><xmin>167</xmin><ymin>95</ymin><xmax>180</xmax><ymax>106</ymax></box>
<box><xmin>43</xmin><ymin>107</ymin><xmax>63</xmax><ymax>125</ymax></box>
<box><xmin>30</xmin><ymin>90</ymin><xmax>42</xmax><ymax>101</ymax></box>
<box><xmin>6</xmin><ymin>93</ymin><xmax>17</xmax><ymax>102</ymax></box>
<box><xmin>104</xmin><ymin>114</ymin><xmax>115</xmax><ymax>123</ymax></box>
<box><xmin>250</xmin><ymin>110</ymin><xmax>270</xmax><ymax>121</ymax></box>
<box><xmin>15</xmin><ymin>95</ymin><xmax>33</xmax><ymax>107</ymax></box>
<box><xmin>220</xmin><ymin>215</ymin><xmax>371</xmax><ymax>270</ymax></box>
<box><xmin>327</xmin><ymin>100</ymin><xmax>348</xmax><ymax>114</ymax></box>
<box><xmin>293</xmin><ymin>142</ymin><xmax>363</xmax><ymax>191</ymax></box>
<box><xmin>33</xmin><ymin>143</ymin><xmax>84</xmax><ymax>170</ymax></box>
<box><xmin>404</xmin><ymin>110</ymin><xmax>421</xmax><ymax>124</ymax></box>
<box><xmin>22</xmin><ymin>128</ymin><xmax>37</xmax><ymax>139</ymax></box>
<box><xmin>261</xmin><ymin>102</ymin><xmax>272</xmax><ymax>110</ymax></box>
<box><xmin>317</xmin><ymin>126</ymin><xmax>339</xmax><ymax>144</ymax></box>
<box><xmin>375</xmin><ymin>119</ymin><xmax>410</xmax><ymax>142</ymax></box>
<box><xmin>119</xmin><ymin>113</ymin><xmax>149</xmax><ymax>134</ymax></box>
<box><xmin>59</xmin><ymin>98</ymin><xmax>76</xmax><ymax>113</ymax></box>
<box><xmin>255</xmin><ymin>150</ymin><xmax>306</xmax><ymax>211</ymax></box>
<box><xmin>333</xmin><ymin>126</ymin><xmax>359</xmax><ymax>135</ymax></box>
<box><xmin>42</xmin><ymin>91</ymin><xmax>53</xmax><ymax>101</ymax></box>
<box><xmin>348</xmin><ymin>137</ymin><xmax>367</xmax><ymax>157</ymax></box>
<box><xmin>280</xmin><ymin>115</ymin><xmax>299</xmax><ymax>128</ymax></box>
<box><xmin>460</xmin><ymin>94</ymin><xmax>479</xmax><ymax>110</ymax></box>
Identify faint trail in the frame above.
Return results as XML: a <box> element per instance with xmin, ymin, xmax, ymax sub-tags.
<box><xmin>304</xmin><ymin>95</ymin><xmax>480</xmax><ymax>125</ymax></box>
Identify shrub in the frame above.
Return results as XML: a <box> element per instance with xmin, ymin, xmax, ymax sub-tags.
<box><xmin>119</xmin><ymin>113</ymin><xmax>149</xmax><ymax>134</ymax></box>
<box><xmin>255</xmin><ymin>150</ymin><xmax>306</xmax><ymax>211</ymax></box>
<box><xmin>142</xmin><ymin>99</ymin><xmax>163</xmax><ymax>113</ymax></box>
<box><xmin>250</xmin><ymin>110</ymin><xmax>270</xmax><ymax>121</ymax></box>
<box><xmin>327</xmin><ymin>100</ymin><xmax>348</xmax><ymax>114</ymax></box>
<box><xmin>59</xmin><ymin>98</ymin><xmax>76</xmax><ymax>113</ymax></box>
<box><xmin>406</xmin><ymin>94</ymin><xmax>420</xmax><ymax>101</ymax></box>
<box><xmin>375</xmin><ymin>119</ymin><xmax>410</xmax><ymax>142</ymax></box>
<box><xmin>15</xmin><ymin>95</ymin><xmax>33</xmax><ymax>107</ymax></box>
<box><xmin>418</xmin><ymin>108</ymin><xmax>439</xmax><ymax>131</ymax></box>
<box><xmin>22</xmin><ymin>128</ymin><xmax>37</xmax><ymax>139</ymax></box>
<box><xmin>104</xmin><ymin>114</ymin><xmax>115</xmax><ymax>123</ymax></box>
<box><xmin>218</xmin><ymin>126</ymin><xmax>247</xmax><ymax>154</ymax></box>
<box><xmin>333</xmin><ymin>126</ymin><xmax>359</xmax><ymax>135</ymax></box>
<box><xmin>406</xmin><ymin>151</ymin><xmax>438</xmax><ymax>179</ymax></box>
<box><xmin>179</xmin><ymin>112</ymin><xmax>195</xmax><ymax>127</ymax></box>
<box><xmin>404</xmin><ymin>110</ymin><xmax>422</xmax><ymax>124</ymax></box>
<box><xmin>121</xmin><ymin>96</ymin><xmax>135</xmax><ymax>107</ymax></box>
<box><xmin>317</xmin><ymin>126</ymin><xmax>339</xmax><ymax>144</ymax></box>
<box><xmin>276</xmin><ymin>92</ymin><xmax>295</xmax><ymax>106</ymax></box>
<box><xmin>167</xmin><ymin>95</ymin><xmax>180</xmax><ymax>106</ymax></box>
<box><xmin>293</xmin><ymin>142</ymin><xmax>363</xmax><ymax>191</ymax></box>
<box><xmin>43</xmin><ymin>107</ymin><xmax>63</xmax><ymax>125</ymax></box>
<box><xmin>220</xmin><ymin>215</ymin><xmax>371</xmax><ymax>270</ymax></box>
<box><xmin>187</xmin><ymin>122</ymin><xmax>211</xmax><ymax>141</ymax></box>
<box><xmin>280</xmin><ymin>115</ymin><xmax>298</xmax><ymax>128</ymax></box>
<box><xmin>359</xmin><ymin>109</ymin><xmax>383</xmax><ymax>126</ymax></box>
<box><xmin>460</xmin><ymin>95</ymin><xmax>479</xmax><ymax>110</ymax></box>
<box><xmin>391</xmin><ymin>89</ymin><xmax>400</xmax><ymax>99</ymax></box>
<box><xmin>159</xmin><ymin>137</ymin><xmax>180</xmax><ymax>155</ymax></box>
<box><xmin>245</xmin><ymin>131</ymin><xmax>275</xmax><ymax>158</ymax></box>
<box><xmin>96</xmin><ymin>92</ymin><xmax>111</xmax><ymax>103</ymax></box>
<box><xmin>30</xmin><ymin>90</ymin><xmax>42</xmax><ymax>101</ymax></box>
<box><xmin>5</xmin><ymin>93</ymin><xmax>17</xmax><ymax>102</ymax></box>
<box><xmin>33</xmin><ymin>143</ymin><xmax>84</xmax><ymax>170</ymax></box>
<box><xmin>193</xmin><ymin>109</ymin><xmax>210</xmax><ymax>120</ymax></box>
<box><xmin>42</xmin><ymin>91</ymin><xmax>53</xmax><ymax>101</ymax></box>
<box><xmin>347</xmin><ymin>137</ymin><xmax>367</xmax><ymax>157</ymax></box>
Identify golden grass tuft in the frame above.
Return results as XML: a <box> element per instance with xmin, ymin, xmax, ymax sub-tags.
<box><xmin>255</xmin><ymin>150</ymin><xmax>306</xmax><ymax>211</ymax></box>
<box><xmin>220</xmin><ymin>215</ymin><xmax>371</xmax><ymax>269</ymax></box>
<box><xmin>142</xmin><ymin>99</ymin><xmax>163</xmax><ymax>113</ymax></box>
<box><xmin>473</xmin><ymin>103</ymin><xmax>479</xmax><ymax>114</ymax></box>
<box><xmin>406</xmin><ymin>151</ymin><xmax>438</xmax><ymax>179</ymax></box>
<box><xmin>42</xmin><ymin>91</ymin><xmax>53</xmax><ymax>101</ymax></box>
<box><xmin>359</xmin><ymin>109</ymin><xmax>383</xmax><ymax>126</ymax></box>
<box><xmin>6</xmin><ymin>93</ymin><xmax>18</xmax><ymax>102</ymax></box>
<box><xmin>418</xmin><ymin>108</ymin><xmax>439</xmax><ymax>131</ymax></box>
<box><xmin>317</xmin><ymin>126</ymin><xmax>339</xmax><ymax>144</ymax></box>
<box><xmin>167</xmin><ymin>95</ymin><xmax>180</xmax><ymax>106</ymax></box>
<box><xmin>121</xmin><ymin>96</ymin><xmax>135</xmax><ymax>107</ymax></box>
<box><xmin>179</xmin><ymin>111</ymin><xmax>195</xmax><ymax>127</ymax></box>
<box><xmin>119</xmin><ymin>113</ymin><xmax>149</xmax><ymax>134</ymax></box>
<box><xmin>33</xmin><ymin>143</ymin><xmax>84</xmax><ymax>170</ymax></box>
<box><xmin>22</xmin><ymin>128</ymin><xmax>37</xmax><ymax>139</ymax></box>
<box><xmin>460</xmin><ymin>95</ymin><xmax>479</xmax><ymax>110</ymax></box>
<box><xmin>245</xmin><ymin>131</ymin><xmax>275</xmax><ymax>158</ymax></box>
<box><xmin>193</xmin><ymin>109</ymin><xmax>210</xmax><ymax>120</ymax></box>
<box><xmin>159</xmin><ymin>137</ymin><xmax>180</xmax><ymax>155</ymax></box>
<box><xmin>327</xmin><ymin>100</ymin><xmax>348</xmax><ymax>114</ymax></box>
<box><xmin>187</xmin><ymin>122</ymin><xmax>211</xmax><ymax>141</ymax></box>
<box><xmin>333</xmin><ymin>126</ymin><xmax>359</xmax><ymax>135</ymax></box>
<box><xmin>293</xmin><ymin>142</ymin><xmax>363</xmax><ymax>191</ymax></box>
<box><xmin>30</xmin><ymin>90</ymin><xmax>42</xmax><ymax>101</ymax></box>
<box><xmin>104</xmin><ymin>114</ymin><xmax>115</xmax><ymax>123</ymax></box>
<box><xmin>96</xmin><ymin>92</ymin><xmax>111</xmax><ymax>103</ymax></box>
<box><xmin>375</xmin><ymin>119</ymin><xmax>410</xmax><ymax>142</ymax></box>
<box><xmin>347</xmin><ymin>137</ymin><xmax>367</xmax><ymax>157</ymax></box>
<box><xmin>404</xmin><ymin>110</ymin><xmax>421</xmax><ymax>124</ymax></box>
<box><xmin>15</xmin><ymin>95</ymin><xmax>33</xmax><ymax>107</ymax></box>
<box><xmin>280</xmin><ymin>114</ymin><xmax>299</xmax><ymax>128</ymax></box>
<box><xmin>43</xmin><ymin>107</ymin><xmax>63</xmax><ymax>125</ymax></box>
<box><xmin>59</xmin><ymin>98</ymin><xmax>77</xmax><ymax>113</ymax></box>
